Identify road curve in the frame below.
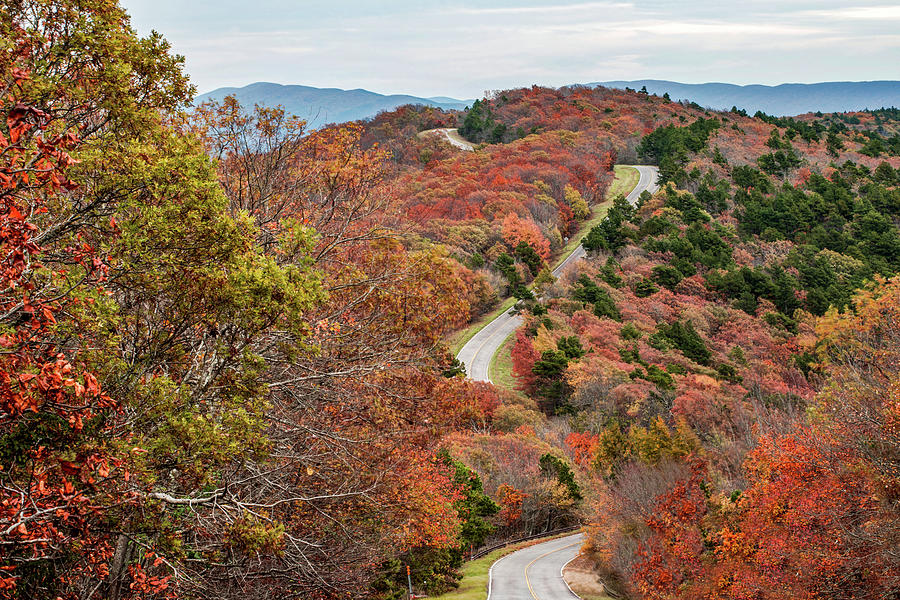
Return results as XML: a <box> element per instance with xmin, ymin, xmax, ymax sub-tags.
<box><xmin>457</xmin><ymin>165</ymin><xmax>659</xmax><ymax>382</ymax></box>
<box><xmin>489</xmin><ymin>533</ymin><xmax>583</xmax><ymax>600</ymax></box>
<box><xmin>425</xmin><ymin>127</ymin><xmax>475</xmax><ymax>151</ymax></box>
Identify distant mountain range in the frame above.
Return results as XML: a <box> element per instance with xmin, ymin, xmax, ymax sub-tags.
<box><xmin>595</xmin><ymin>80</ymin><xmax>900</xmax><ymax>116</ymax></box>
<box><xmin>195</xmin><ymin>82</ymin><xmax>472</xmax><ymax>127</ymax></box>
<box><xmin>197</xmin><ymin>80</ymin><xmax>900</xmax><ymax>127</ymax></box>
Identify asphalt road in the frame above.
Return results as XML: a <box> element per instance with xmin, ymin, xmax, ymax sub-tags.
<box><xmin>488</xmin><ymin>533</ymin><xmax>584</xmax><ymax>600</ymax></box>
<box><xmin>429</xmin><ymin>127</ymin><xmax>475</xmax><ymax>150</ymax></box>
<box><xmin>457</xmin><ymin>165</ymin><xmax>659</xmax><ymax>382</ymax></box>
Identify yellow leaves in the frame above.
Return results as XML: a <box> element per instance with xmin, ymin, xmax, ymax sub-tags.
<box><xmin>564</xmin><ymin>184</ymin><xmax>590</xmax><ymax>220</ymax></box>
<box><xmin>628</xmin><ymin>416</ymin><xmax>699</xmax><ymax>466</ymax></box>
<box><xmin>692</xmin><ymin>374</ymin><xmax>719</xmax><ymax>389</ymax></box>
<box><xmin>816</xmin><ymin>275</ymin><xmax>898</xmax><ymax>356</ymax></box>
<box><xmin>532</xmin><ymin>324</ymin><xmax>557</xmax><ymax>354</ymax></box>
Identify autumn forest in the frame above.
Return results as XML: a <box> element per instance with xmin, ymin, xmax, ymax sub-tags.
<box><xmin>1</xmin><ymin>2</ymin><xmax>899</xmax><ymax>600</ymax></box>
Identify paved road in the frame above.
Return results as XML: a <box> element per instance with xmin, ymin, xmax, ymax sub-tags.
<box><xmin>425</xmin><ymin>127</ymin><xmax>475</xmax><ymax>151</ymax></box>
<box><xmin>489</xmin><ymin>533</ymin><xmax>583</xmax><ymax>600</ymax></box>
<box><xmin>457</xmin><ymin>165</ymin><xmax>659</xmax><ymax>382</ymax></box>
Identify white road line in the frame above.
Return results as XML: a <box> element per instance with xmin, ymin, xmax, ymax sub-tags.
<box><xmin>560</xmin><ymin>554</ymin><xmax>583</xmax><ymax>599</ymax></box>
<box><xmin>456</xmin><ymin>166</ymin><xmax>659</xmax><ymax>382</ymax></box>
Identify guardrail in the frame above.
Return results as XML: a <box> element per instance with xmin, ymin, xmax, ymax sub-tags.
<box><xmin>468</xmin><ymin>525</ymin><xmax>581</xmax><ymax>561</ymax></box>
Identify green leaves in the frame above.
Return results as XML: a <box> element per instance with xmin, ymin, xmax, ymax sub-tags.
<box><xmin>655</xmin><ymin>321</ymin><xmax>711</xmax><ymax>366</ymax></box>
<box><xmin>539</xmin><ymin>453</ymin><xmax>582</xmax><ymax>504</ymax></box>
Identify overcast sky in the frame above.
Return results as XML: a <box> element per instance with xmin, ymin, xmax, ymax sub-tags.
<box><xmin>119</xmin><ymin>0</ymin><xmax>900</xmax><ymax>98</ymax></box>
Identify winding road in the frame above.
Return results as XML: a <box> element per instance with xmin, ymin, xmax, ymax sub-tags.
<box><xmin>457</xmin><ymin>165</ymin><xmax>659</xmax><ymax>383</ymax></box>
<box><xmin>489</xmin><ymin>533</ymin><xmax>583</xmax><ymax>600</ymax></box>
<box><xmin>424</xmin><ymin>127</ymin><xmax>475</xmax><ymax>150</ymax></box>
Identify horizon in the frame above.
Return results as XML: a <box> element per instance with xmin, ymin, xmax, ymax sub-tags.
<box><xmin>119</xmin><ymin>1</ymin><xmax>900</xmax><ymax>99</ymax></box>
<box><xmin>201</xmin><ymin>78</ymin><xmax>900</xmax><ymax>101</ymax></box>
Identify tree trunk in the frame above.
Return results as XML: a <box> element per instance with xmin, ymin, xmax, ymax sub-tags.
<box><xmin>107</xmin><ymin>534</ymin><xmax>133</xmax><ymax>600</ymax></box>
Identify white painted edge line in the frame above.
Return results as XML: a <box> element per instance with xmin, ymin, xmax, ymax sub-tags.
<box><xmin>560</xmin><ymin>553</ymin><xmax>583</xmax><ymax>599</ymax></box>
<box><xmin>458</xmin><ymin>165</ymin><xmax>659</xmax><ymax>384</ymax></box>
<box><xmin>487</xmin><ymin>534</ymin><xmax>583</xmax><ymax>600</ymax></box>
<box><xmin>486</xmin><ymin>550</ymin><xmax>516</xmax><ymax>600</ymax></box>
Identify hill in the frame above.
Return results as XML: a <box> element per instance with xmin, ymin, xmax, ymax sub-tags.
<box><xmin>596</xmin><ymin>79</ymin><xmax>900</xmax><ymax>116</ymax></box>
<box><xmin>195</xmin><ymin>82</ymin><xmax>472</xmax><ymax>127</ymax></box>
<box><xmin>359</xmin><ymin>86</ymin><xmax>900</xmax><ymax>598</ymax></box>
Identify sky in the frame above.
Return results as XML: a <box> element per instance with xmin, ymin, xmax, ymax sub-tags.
<box><xmin>119</xmin><ymin>0</ymin><xmax>900</xmax><ymax>98</ymax></box>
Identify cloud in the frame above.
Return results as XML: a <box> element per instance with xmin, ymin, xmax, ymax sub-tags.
<box><xmin>635</xmin><ymin>20</ymin><xmax>824</xmax><ymax>37</ymax></box>
<box><xmin>451</xmin><ymin>2</ymin><xmax>632</xmax><ymax>15</ymax></box>
<box><xmin>805</xmin><ymin>5</ymin><xmax>900</xmax><ymax>20</ymax></box>
<box><xmin>120</xmin><ymin>0</ymin><xmax>900</xmax><ymax>98</ymax></box>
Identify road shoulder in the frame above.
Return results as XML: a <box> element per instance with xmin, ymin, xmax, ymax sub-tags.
<box><xmin>562</xmin><ymin>555</ymin><xmax>614</xmax><ymax>600</ymax></box>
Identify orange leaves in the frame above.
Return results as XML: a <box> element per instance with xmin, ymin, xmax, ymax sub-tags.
<box><xmin>495</xmin><ymin>483</ymin><xmax>528</xmax><ymax>526</ymax></box>
<box><xmin>399</xmin><ymin>127</ymin><xmax>612</xmax><ymax>264</ymax></box>
<box><xmin>566</xmin><ymin>431</ymin><xmax>599</xmax><ymax>468</ymax></box>
<box><xmin>716</xmin><ymin>526</ymin><xmax>752</xmax><ymax>561</ymax></box>
<box><xmin>5</xmin><ymin>205</ymin><xmax>23</xmax><ymax>221</ymax></box>
<box><xmin>501</xmin><ymin>212</ymin><xmax>550</xmax><ymax>260</ymax></box>
<box><xmin>425</xmin><ymin>378</ymin><xmax>499</xmax><ymax>432</ymax></box>
<box><xmin>129</xmin><ymin>563</ymin><xmax>172</xmax><ymax>596</ymax></box>
<box><xmin>303</xmin><ymin>121</ymin><xmax>391</xmax><ymax>196</ymax></box>
<box><xmin>706</xmin><ymin>431</ymin><xmax>880</xmax><ymax>599</ymax></box>
<box><xmin>630</xmin><ymin>461</ymin><xmax>709</xmax><ymax>598</ymax></box>
<box><xmin>377</xmin><ymin>451</ymin><xmax>462</xmax><ymax>551</ymax></box>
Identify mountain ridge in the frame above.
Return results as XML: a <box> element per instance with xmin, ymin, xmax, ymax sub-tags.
<box><xmin>195</xmin><ymin>82</ymin><xmax>472</xmax><ymax>127</ymax></box>
<box><xmin>594</xmin><ymin>79</ymin><xmax>900</xmax><ymax>116</ymax></box>
<box><xmin>197</xmin><ymin>80</ymin><xmax>900</xmax><ymax>126</ymax></box>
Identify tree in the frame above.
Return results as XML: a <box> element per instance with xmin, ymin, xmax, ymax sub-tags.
<box><xmin>0</xmin><ymin>3</ymin><xmax>207</xmax><ymax>596</ymax></box>
<box><xmin>189</xmin><ymin>101</ymin><xmax>476</xmax><ymax>596</ymax></box>
<box><xmin>374</xmin><ymin>452</ymin><xmax>499</xmax><ymax>598</ymax></box>
<box><xmin>565</xmin><ymin>184</ymin><xmax>590</xmax><ymax>220</ymax></box>
<box><xmin>515</xmin><ymin>241</ymin><xmax>543</xmax><ymax>276</ymax></box>
<box><xmin>539</xmin><ymin>453</ymin><xmax>583</xmax><ymax>506</ymax></box>
<box><xmin>826</xmin><ymin>130</ymin><xmax>844</xmax><ymax>157</ymax></box>
<box><xmin>651</xmin><ymin>265</ymin><xmax>683</xmax><ymax>290</ymax></box>
<box><xmin>459</xmin><ymin>99</ymin><xmax>496</xmax><ymax>142</ymax></box>
<box><xmin>532</xmin><ymin>267</ymin><xmax>556</xmax><ymax>295</ymax></box>
<box><xmin>656</xmin><ymin>321</ymin><xmax>711</xmax><ymax>365</ymax></box>
<box><xmin>557</xmin><ymin>336</ymin><xmax>586</xmax><ymax>360</ymax></box>
<box><xmin>532</xmin><ymin>350</ymin><xmax>572</xmax><ymax>411</ymax></box>
<box><xmin>0</xmin><ymin>3</ymin><xmax>476</xmax><ymax>598</ymax></box>
<box><xmin>582</xmin><ymin>194</ymin><xmax>634</xmax><ymax>252</ymax></box>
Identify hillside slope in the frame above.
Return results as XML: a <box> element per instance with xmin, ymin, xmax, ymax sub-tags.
<box><xmin>354</xmin><ymin>86</ymin><xmax>900</xmax><ymax>599</ymax></box>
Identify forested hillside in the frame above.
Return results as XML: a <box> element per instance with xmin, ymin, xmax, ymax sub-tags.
<box><xmin>454</xmin><ymin>90</ymin><xmax>900</xmax><ymax>599</ymax></box>
<box><xmin>2</xmin><ymin>2</ymin><xmax>899</xmax><ymax>600</ymax></box>
<box><xmin>351</xmin><ymin>84</ymin><xmax>900</xmax><ymax>600</ymax></box>
<box><xmin>0</xmin><ymin>4</ymin><xmax>491</xmax><ymax>599</ymax></box>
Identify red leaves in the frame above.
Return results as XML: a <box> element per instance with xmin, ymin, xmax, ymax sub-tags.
<box><xmin>10</xmin><ymin>67</ymin><xmax>29</xmax><ymax>82</ymax></box>
<box><xmin>6</xmin><ymin>103</ymin><xmax>49</xmax><ymax>145</ymax></box>
<box><xmin>699</xmin><ymin>432</ymin><xmax>881</xmax><ymax>600</ymax></box>
<box><xmin>495</xmin><ymin>483</ymin><xmax>528</xmax><ymax>526</ymax></box>
<box><xmin>0</xmin><ymin>49</ymin><xmax>133</xmax><ymax>599</ymax></box>
<box><xmin>5</xmin><ymin>205</ymin><xmax>23</xmax><ymax>221</ymax></box>
<box><xmin>400</xmin><ymin>126</ymin><xmax>612</xmax><ymax>266</ymax></box>
<box><xmin>129</xmin><ymin>563</ymin><xmax>173</xmax><ymax>596</ymax></box>
<box><xmin>631</xmin><ymin>461</ymin><xmax>709</xmax><ymax>599</ymax></box>
<box><xmin>510</xmin><ymin>329</ymin><xmax>539</xmax><ymax>392</ymax></box>
<box><xmin>502</xmin><ymin>212</ymin><xmax>551</xmax><ymax>260</ymax></box>
<box><xmin>565</xmin><ymin>431</ymin><xmax>599</xmax><ymax>468</ymax></box>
